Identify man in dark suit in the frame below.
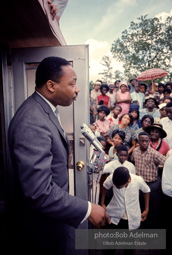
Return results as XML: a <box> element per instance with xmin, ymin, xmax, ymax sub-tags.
<box><xmin>8</xmin><ymin>57</ymin><xmax>106</xmax><ymax>255</ymax></box>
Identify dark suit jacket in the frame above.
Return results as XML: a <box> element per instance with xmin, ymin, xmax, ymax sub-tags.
<box><xmin>8</xmin><ymin>92</ymin><xmax>88</xmax><ymax>255</ymax></box>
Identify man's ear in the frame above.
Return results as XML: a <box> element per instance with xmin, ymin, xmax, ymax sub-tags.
<box><xmin>46</xmin><ymin>80</ymin><xmax>56</xmax><ymax>93</ymax></box>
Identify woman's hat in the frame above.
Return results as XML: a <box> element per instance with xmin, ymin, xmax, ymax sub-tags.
<box><xmin>119</xmin><ymin>81</ymin><xmax>128</xmax><ymax>88</ymax></box>
<box><xmin>144</xmin><ymin>95</ymin><xmax>158</xmax><ymax>107</ymax></box>
<box><xmin>129</xmin><ymin>103</ymin><xmax>140</xmax><ymax>112</ymax></box>
<box><xmin>145</xmin><ymin>123</ymin><xmax>167</xmax><ymax>138</ymax></box>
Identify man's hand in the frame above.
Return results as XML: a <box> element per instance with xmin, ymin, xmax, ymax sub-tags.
<box><xmin>88</xmin><ymin>203</ymin><xmax>106</xmax><ymax>228</ymax></box>
<box><xmin>48</xmin><ymin>0</ymin><xmax>58</xmax><ymax>20</ymax></box>
<box><xmin>141</xmin><ymin>210</ymin><xmax>149</xmax><ymax>222</ymax></box>
<box><xmin>101</xmin><ymin>204</ymin><xmax>111</xmax><ymax>225</ymax></box>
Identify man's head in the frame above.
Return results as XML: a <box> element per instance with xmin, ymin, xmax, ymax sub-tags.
<box><xmin>129</xmin><ymin>77</ymin><xmax>137</xmax><ymax>87</ymax></box>
<box><xmin>139</xmin><ymin>82</ymin><xmax>147</xmax><ymax>94</ymax></box>
<box><xmin>134</xmin><ymin>82</ymin><xmax>140</xmax><ymax>93</ymax></box>
<box><xmin>158</xmin><ymin>103</ymin><xmax>167</xmax><ymax>118</ymax></box>
<box><xmin>163</xmin><ymin>88</ymin><xmax>171</xmax><ymax>98</ymax></box>
<box><xmin>166</xmin><ymin>101</ymin><xmax>172</xmax><ymax>121</ymax></box>
<box><xmin>93</xmin><ymin>81</ymin><xmax>101</xmax><ymax>91</ymax></box>
<box><xmin>158</xmin><ymin>83</ymin><xmax>165</xmax><ymax>94</ymax></box>
<box><xmin>117</xmin><ymin>145</ymin><xmax>128</xmax><ymax>164</ymax></box>
<box><xmin>112</xmin><ymin>167</ymin><xmax>130</xmax><ymax>189</ymax></box>
<box><xmin>35</xmin><ymin>57</ymin><xmax>79</xmax><ymax>106</ymax></box>
<box><xmin>108</xmin><ymin>84</ymin><xmax>114</xmax><ymax>92</ymax></box>
<box><xmin>138</xmin><ymin>132</ymin><xmax>150</xmax><ymax>151</ymax></box>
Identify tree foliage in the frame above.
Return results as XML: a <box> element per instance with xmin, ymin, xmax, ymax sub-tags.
<box><xmin>111</xmin><ymin>14</ymin><xmax>172</xmax><ymax>79</ymax></box>
<box><xmin>98</xmin><ymin>55</ymin><xmax>125</xmax><ymax>82</ymax></box>
<box><xmin>98</xmin><ymin>55</ymin><xmax>113</xmax><ymax>83</ymax></box>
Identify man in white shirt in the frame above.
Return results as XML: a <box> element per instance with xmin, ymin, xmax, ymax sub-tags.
<box><xmin>130</xmin><ymin>82</ymin><xmax>145</xmax><ymax>109</ymax></box>
<box><xmin>160</xmin><ymin>101</ymin><xmax>172</xmax><ymax>149</ymax></box>
<box><xmin>101</xmin><ymin>167</ymin><xmax>150</xmax><ymax>230</ymax></box>
<box><xmin>103</xmin><ymin>145</ymin><xmax>135</xmax><ymax>175</ymax></box>
<box><xmin>107</xmin><ymin>83</ymin><xmax>116</xmax><ymax>109</ymax></box>
<box><xmin>162</xmin><ymin>155</ymin><xmax>172</xmax><ymax>255</ymax></box>
<box><xmin>162</xmin><ymin>156</ymin><xmax>172</xmax><ymax>197</ymax></box>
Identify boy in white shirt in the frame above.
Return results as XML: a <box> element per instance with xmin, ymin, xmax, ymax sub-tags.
<box><xmin>103</xmin><ymin>145</ymin><xmax>135</xmax><ymax>175</ymax></box>
<box><xmin>101</xmin><ymin>167</ymin><xmax>150</xmax><ymax>230</ymax></box>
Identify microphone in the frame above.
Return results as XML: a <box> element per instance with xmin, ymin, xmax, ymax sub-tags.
<box><xmin>80</xmin><ymin>123</ymin><xmax>103</xmax><ymax>153</ymax></box>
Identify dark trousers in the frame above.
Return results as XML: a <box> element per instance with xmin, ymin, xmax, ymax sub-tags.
<box><xmin>140</xmin><ymin>176</ymin><xmax>162</xmax><ymax>229</ymax></box>
<box><xmin>102</xmin><ymin>219</ymin><xmax>133</xmax><ymax>255</ymax></box>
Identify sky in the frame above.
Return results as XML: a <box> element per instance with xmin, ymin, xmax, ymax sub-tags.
<box><xmin>60</xmin><ymin>0</ymin><xmax>172</xmax><ymax>82</ymax></box>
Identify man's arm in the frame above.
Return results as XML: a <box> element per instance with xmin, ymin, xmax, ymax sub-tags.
<box><xmin>100</xmin><ymin>186</ymin><xmax>111</xmax><ymax>225</ymax></box>
<box><xmin>101</xmin><ymin>186</ymin><xmax>107</xmax><ymax>209</ymax></box>
<box><xmin>141</xmin><ymin>193</ymin><xmax>149</xmax><ymax>222</ymax></box>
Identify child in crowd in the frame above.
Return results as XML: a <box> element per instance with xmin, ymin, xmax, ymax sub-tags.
<box><xmin>89</xmin><ymin>123</ymin><xmax>100</xmax><ymax>137</ymax></box>
<box><xmin>104</xmin><ymin>145</ymin><xmax>135</xmax><ymax>175</ymax></box>
<box><xmin>100</xmin><ymin>145</ymin><xmax>135</xmax><ymax>207</ymax></box>
<box><xmin>108</xmin><ymin>130</ymin><xmax>125</xmax><ymax>161</ymax></box>
<box><xmin>106</xmin><ymin>104</ymin><xmax>122</xmax><ymax>125</ymax></box>
<box><xmin>94</xmin><ymin>105</ymin><xmax>113</xmax><ymax>137</ymax></box>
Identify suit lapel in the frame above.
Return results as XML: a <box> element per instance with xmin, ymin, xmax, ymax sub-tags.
<box><xmin>32</xmin><ymin>92</ymin><xmax>70</xmax><ymax>148</ymax></box>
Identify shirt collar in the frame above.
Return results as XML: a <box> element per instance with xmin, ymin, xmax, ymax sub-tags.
<box><xmin>36</xmin><ymin>91</ymin><xmax>56</xmax><ymax>113</ymax></box>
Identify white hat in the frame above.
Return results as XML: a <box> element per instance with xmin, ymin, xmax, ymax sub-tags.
<box><xmin>94</xmin><ymin>81</ymin><xmax>101</xmax><ymax>86</ymax></box>
<box><xmin>119</xmin><ymin>81</ymin><xmax>128</xmax><ymax>87</ymax></box>
<box><xmin>158</xmin><ymin>103</ymin><xmax>166</xmax><ymax>110</ymax></box>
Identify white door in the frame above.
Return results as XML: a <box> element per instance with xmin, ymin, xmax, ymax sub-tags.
<box><xmin>10</xmin><ymin>45</ymin><xmax>91</xmax><ymax>230</ymax></box>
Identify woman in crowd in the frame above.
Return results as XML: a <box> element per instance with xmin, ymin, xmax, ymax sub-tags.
<box><xmin>108</xmin><ymin>113</ymin><xmax>137</xmax><ymax>155</ymax></box>
<box><xmin>145</xmin><ymin>123</ymin><xmax>170</xmax><ymax>156</ymax></box>
<box><xmin>115</xmin><ymin>81</ymin><xmax>131</xmax><ymax>117</ymax></box>
<box><xmin>108</xmin><ymin>130</ymin><xmax>125</xmax><ymax>161</ymax></box>
<box><xmin>154</xmin><ymin>103</ymin><xmax>167</xmax><ymax>124</ymax></box>
<box><xmin>106</xmin><ymin>104</ymin><xmax>122</xmax><ymax>125</ymax></box>
<box><xmin>96</xmin><ymin>83</ymin><xmax>111</xmax><ymax>109</ymax></box>
<box><xmin>129</xmin><ymin>103</ymin><xmax>141</xmax><ymax>131</ymax></box>
<box><xmin>90</xmin><ymin>81</ymin><xmax>101</xmax><ymax>121</ymax></box>
<box><xmin>136</xmin><ymin>114</ymin><xmax>154</xmax><ymax>138</ymax></box>
<box><xmin>94</xmin><ymin>105</ymin><xmax>113</xmax><ymax>137</ymax></box>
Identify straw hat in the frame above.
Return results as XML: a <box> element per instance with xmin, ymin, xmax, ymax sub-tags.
<box><xmin>145</xmin><ymin>123</ymin><xmax>167</xmax><ymax>138</ymax></box>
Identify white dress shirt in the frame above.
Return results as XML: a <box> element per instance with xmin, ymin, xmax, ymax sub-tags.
<box><xmin>160</xmin><ymin>117</ymin><xmax>172</xmax><ymax>149</ymax></box>
<box><xmin>103</xmin><ymin>159</ymin><xmax>135</xmax><ymax>175</ymax></box>
<box><xmin>103</xmin><ymin>174</ymin><xmax>150</xmax><ymax>230</ymax></box>
<box><xmin>130</xmin><ymin>91</ymin><xmax>145</xmax><ymax>109</ymax></box>
<box><xmin>162</xmin><ymin>156</ymin><xmax>172</xmax><ymax>197</ymax></box>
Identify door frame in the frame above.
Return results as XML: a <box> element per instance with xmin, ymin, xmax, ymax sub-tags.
<box><xmin>4</xmin><ymin>45</ymin><xmax>90</xmax><ymax>206</ymax></box>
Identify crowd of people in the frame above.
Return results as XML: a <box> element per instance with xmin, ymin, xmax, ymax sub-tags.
<box><xmin>90</xmin><ymin>77</ymin><xmax>172</xmax><ymax>254</ymax></box>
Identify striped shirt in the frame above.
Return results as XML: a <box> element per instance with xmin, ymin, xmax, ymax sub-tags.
<box><xmin>132</xmin><ymin>145</ymin><xmax>166</xmax><ymax>182</ymax></box>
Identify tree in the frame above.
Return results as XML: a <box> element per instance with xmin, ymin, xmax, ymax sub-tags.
<box><xmin>98</xmin><ymin>55</ymin><xmax>114</xmax><ymax>83</ymax></box>
<box><xmin>111</xmin><ymin>15</ymin><xmax>172</xmax><ymax>79</ymax></box>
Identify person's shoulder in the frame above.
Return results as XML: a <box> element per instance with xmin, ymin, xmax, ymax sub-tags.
<box><xmin>125</xmin><ymin>160</ymin><xmax>134</xmax><ymax>167</ymax></box>
<box><xmin>160</xmin><ymin>117</ymin><xmax>169</xmax><ymax>124</ymax></box>
<box><xmin>133</xmin><ymin>146</ymin><xmax>139</xmax><ymax>153</ymax></box>
<box><xmin>165</xmin><ymin>155</ymin><xmax>172</xmax><ymax>165</ymax></box>
<box><xmin>162</xmin><ymin>139</ymin><xmax>170</xmax><ymax>147</ymax></box>
<box><xmin>139</xmin><ymin>108</ymin><xmax>146</xmax><ymax>113</ymax></box>
<box><xmin>130</xmin><ymin>173</ymin><xmax>144</xmax><ymax>183</ymax></box>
